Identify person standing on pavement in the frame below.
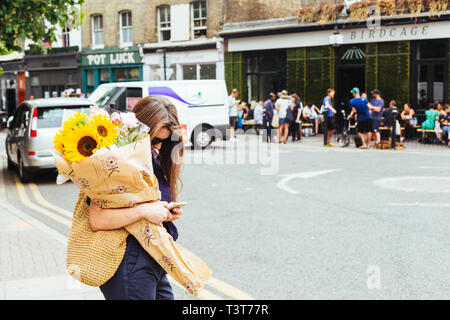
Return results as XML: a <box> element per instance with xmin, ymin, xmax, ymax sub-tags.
<box><xmin>88</xmin><ymin>96</ymin><xmax>184</xmax><ymax>300</ymax></box>
<box><xmin>348</xmin><ymin>87</ymin><xmax>372</xmax><ymax>149</ymax></box>
<box><xmin>323</xmin><ymin>88</ymin><xmax>337</xmax><ymax>146</ymax></box>
<box><xmin>263</xmin><ymin>93</ymin><xmax>276</xmax><ymax>142</ymax></box>
<box><xmin>290</xmin><ymin>94</ymin><xmax>302</xmax><ymax>142</ymax></box>
<box><xmin>275</xmin><ymin>90</ymin><xmax>293</xmax><ymax>144</ymax></box>
<box><xmin>228</xmin><ymin>88</ymin><xmax>240</xmax><ymax>142</ymax></box>
<box><xmin>368</xmin><ymin>89</ymin><xmax>384</xmax><ymax>147</ymax></box>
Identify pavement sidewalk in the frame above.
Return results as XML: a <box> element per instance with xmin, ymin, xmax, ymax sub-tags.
<box><xmin>0</xmin><ymin>160</ymin><xmax>103</xmax><ymax>300</ymax></box>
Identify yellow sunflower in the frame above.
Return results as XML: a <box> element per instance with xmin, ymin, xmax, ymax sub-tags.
<box><xmin>53</xmin><ymin>129</ymin><xmax>66</xmax><ymax>154</ymax></box>
<box><xmin>63</xmin><ymin>125</ymin><xmax>101</xmax><ymax>162</ymax></box>
<box><xmin>90</xmin><ymin>114</ymin><xmax>118</xmax><ymax>148</ymax></box>
<box><xmin>61</xmin><ymin>111</ymin><xmax>90</xmax><ymax>135</ymax></box>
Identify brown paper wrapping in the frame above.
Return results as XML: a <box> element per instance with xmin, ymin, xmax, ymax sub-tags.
<box><xmin>53</xmin><ymin>134</ymin><xmax>211</xmax><ymax>295</ymax></box>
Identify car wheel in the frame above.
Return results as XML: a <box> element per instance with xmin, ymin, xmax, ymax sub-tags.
<box><xmin>191</xmin><ymin>126</ymin><xmax>213</xmax><ymax>150</ymax></box>
<box><xmin>18</xmin><ymin>154</ymin><xmax>33</xmax><ymax>183</ymax></box>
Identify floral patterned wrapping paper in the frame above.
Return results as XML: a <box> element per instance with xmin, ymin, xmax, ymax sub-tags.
<box><xmin>53</xmin><ymin>134</ymin><xmax>211</xmax><ymax>296</ymax></box>
<box><xmin>54</xmin><ymin>134</ymin><xmax>161</xmax><ymax>209</ymax></box>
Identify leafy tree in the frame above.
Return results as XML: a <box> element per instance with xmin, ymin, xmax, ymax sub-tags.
<box><xmin>0</xmin><ymin>0</ymin><xmax>85</xmax><ymax>55</ymax></box>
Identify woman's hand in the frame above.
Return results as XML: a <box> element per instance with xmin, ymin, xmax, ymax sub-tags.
<box><xmin>138</xmin><ymin>201</ymin><xmax>172</xmax><ymax>227</ymax></box>
<box><xmin>165</xmin><ymin>202</ymin><xmax>183</xmax><ymax>222</ymax></box>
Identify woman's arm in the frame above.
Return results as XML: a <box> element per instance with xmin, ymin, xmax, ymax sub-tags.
<box><xmin>89</xmin><ymin>200</ymin><xmax>171</xmax><ymax>232</ymax></box>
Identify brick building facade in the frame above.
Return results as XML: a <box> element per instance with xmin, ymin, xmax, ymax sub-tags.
<box><xmin>80</xmin><ymin>0</ymin><xmax>225</xmax><ymax>92</ymax></box>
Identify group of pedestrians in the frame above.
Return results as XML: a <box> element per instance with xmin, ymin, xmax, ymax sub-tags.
<box><xmin>227</xmin><ymin>87</ymin><xmax>449</xmax><ymax>148</ymax></box>
<box><xmin>227</xmin><ymin>88</ymin><xmax>337</xmax><ymax>144</ymax></box>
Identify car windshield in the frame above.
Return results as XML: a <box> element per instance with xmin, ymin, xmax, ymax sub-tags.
<box><xmin>88</xmin><ymin>86</ymin><xmax>118</xmax><ymax>108</ymax></box>
<box><xmin>37</xmin><ymin>106</ymin><xmax>91</xmax><ymax>128</ymax></box>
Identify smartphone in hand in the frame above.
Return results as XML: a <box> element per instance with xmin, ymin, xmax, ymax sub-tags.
<box><xmin>167</xmin><ymin>202</ymin><xmax>189</xmax><ymax>211</ymax></box>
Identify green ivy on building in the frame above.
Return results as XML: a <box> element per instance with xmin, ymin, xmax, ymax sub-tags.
<box><xmin>286</xmin><ymin>46</ymin><xmax>335</xmax><ymax>106</ymax></box>
<box><xmin>365</xmin><ymin>41</ymin><xmax>410</xmax><ymax>107</ymax></box>
<box><xmin>224</xmin><ymin>52</ymin><xmax>247</xmax><ymax>100</ymax></box>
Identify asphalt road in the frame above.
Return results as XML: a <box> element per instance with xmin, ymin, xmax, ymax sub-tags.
<box><xmin>1</xmin><ymin>131</ymin><xmax>450</xmax><ymax>299</ymax></box>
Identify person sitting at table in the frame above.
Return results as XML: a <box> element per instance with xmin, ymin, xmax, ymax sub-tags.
<box><xmin>302</xmin><ymin>103</ymin><xmax>320</xmax><ymax>136</ymax></box>
<box><xmin>401</xmin><ymin>103</ymin><xmax>417</xmax><ymax>139</ymax></box>
<box><xmin>401</xmin><ymin>103</ymin><xmax>417</xmax><ymax>127</ymax></box>
<box><xmin>438</xmin><ymin>104</ymin><xmax>450</xmax><ymax>146</ymax></box>
<box><xmin>237</xmin><ymin>101</ymin><xmax>249</xmax><ymax>130</ymax></box>
<box><xmin>421</xmin><ymin>103</ymin><xmax>439</xmax><ymax>130</ymax></box>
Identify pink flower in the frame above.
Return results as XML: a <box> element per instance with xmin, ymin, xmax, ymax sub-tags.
<box><xmin>110</xmin><ymin>112</ymin><xmax>122</xmax><ymax>124</ymax></box>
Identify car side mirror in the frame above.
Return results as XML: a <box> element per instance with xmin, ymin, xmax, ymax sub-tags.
<box><xmin>7</xmin><ymin>116</ymin><xmax>13</xmax><ymax>129</ymax></box>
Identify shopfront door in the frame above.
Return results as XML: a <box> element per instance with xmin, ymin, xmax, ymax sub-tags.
<box><xmin>411</xmin><ymin>40</ymin><xmax>448</xmax><ymax>113</ymax></box>
<box><xmin>246</xmin><ymin>50</ymin><xmax>286</xmax><ymax>102</ymax></box>
<box><xmin>336</xmin><ymin>65</ymin><xmax>365</xmax><ymax>114</ymax></box>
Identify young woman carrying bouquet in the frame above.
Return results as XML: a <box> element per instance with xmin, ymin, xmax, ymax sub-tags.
<box><xmin>54</xmin><ymin>95</ymin><xmax>209</xmax><ymax>300</ymax></box>
<box><xmin>88</xmin><ymin>95</ymin><xmax>185</xmax><ymax>300</ymax></box>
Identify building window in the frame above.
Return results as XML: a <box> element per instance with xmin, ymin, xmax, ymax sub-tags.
<box><xmin>191</xmin><ymin>1</ymin><xmax>207</xmax><ymax>39</ymax></box>
<box><xmin>120</xmin><ymin>11</ymin><xmax>132</xmax><ymax>47</ymax></box>
<box><xmin>92</xmin><ymin>15</ymin><xmax>104</xmax><ymax>48</ymax></box>
<box><xmin>114</xmin><ymin>68</ymin><xmax>141</xmax><ymax>82</ymax></box>
<box><xmin>62</xmin><ymin>25</ymin><xmax>71</xmax><ymax>47</ymax></box>
<box><xmin>86</xmin><ymin>70</ymin><xmax>94</xmax><ymax>87</ymax></box>
<box><xmin>183</xmin><ymin>65</ymin><xmax>197</xmax><ymax>80</ymax></box>
<box><xmin>183</xmin><ymin>63</ymin><xmax>216</xmax><ymax>80</ymax></box>
<box><xmin>158</xmin><ymin>5</ymin><xmax>171</xmax><ymax>41</ymax></box>
<box><xmin>199</xmin><ymin>64</ymin><xmax>215</xmax><ymax>79</ymax></box>
<box><xmin>31</xmin><ymin>76</ymin><xmax>40</xmax><ymax>86</ymax></box>
<box><xmin>100</xmin><ymin>69</ymin><xmax>110</xmax><ymax>83</ymax></box>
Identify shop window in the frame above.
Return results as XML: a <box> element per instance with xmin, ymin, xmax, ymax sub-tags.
<box><xmin>128</xmin><ymin>68</ymin><xmax>140</xmax><ymax>80</ymax></box>
<box><xmin>100</xmin><ymin>69</ymin><xmax>110</xmax><ymax>83</ymax></box>
<box><xmin>183</xmin><ymin>65</ymin><xmax>197</xmax><ymax>80</ymax></box>
<box><xmin>86</xmin><ymin>69</ymin><xmax>94</xmax><ymax>87</ymax></box>
<box><xmin>120</xmin><ymin>11</ymin><xmax>132</xmax><ymax>47</ymax></box>
<box><xmin>158</xmin><ymin>5</ymin><xmax>171</xmax><ymax>41</ymax></box>
<box><xmin>31</xmin><ymin>76</ymin><xmax>40</xmax><ymax>86</ymax></box>
<box><xmin>114</xmin><ymin>68</ymin><xmax>141</xmax><ymax>82</ymax></box>
<box><xmin>66</xmin><ymin>73</ymin><xmax>76</xmax><ymax>85</ymax></box>
<box><xmin>183</xmin><ymin>64</ymin><xmax>216</xmax><ymax>80</ymax></box>
<box><xmin>191</xmin><ymin>1</ymin><xmax>207</xmax><ymax>39</ymax></box>
<box><xmin>114</xmin><ymin>68</ymin><xmax>127</xmax><ymax>81</ymax></box>
<box><xmin>199</xmin><ymin>64</ymin><xmax>216</xmax><ymax>79</ymax></box>
<box><xmin>92</xmin><ymin>15</ymin><xmax>104</xmax><ymax>48</ymax></box>
<box><xmin>416</xmin><ymin>40</ymin><xmax>447</xmax><ymax>59</ymax></box>
<box><xmin>152</xmin><ymin>67</ymin><xmax>176</xmax><ymax>80</ymax></box>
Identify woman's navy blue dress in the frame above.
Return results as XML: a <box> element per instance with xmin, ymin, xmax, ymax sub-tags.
<box><xmin>99</xmin><ymin>152</ymin><xmax>178</xmax><ymax>300</ymax></box>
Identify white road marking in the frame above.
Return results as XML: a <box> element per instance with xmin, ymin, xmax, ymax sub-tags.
<box><xmin>373</xmin><ymin>176</ymin><xmax>450</xmax><ymax>193</ymax></box>
<box><xmin>277</xmin><ymin>169</ymin><xmax>342</xmax><ymax>194</ymax></box>
<box><xmin>388</xmin><ymin>202</ymin><xmax>450</xmax><ymax>208</ymax></box>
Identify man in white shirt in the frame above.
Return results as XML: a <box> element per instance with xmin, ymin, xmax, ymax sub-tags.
<box><xmin>228</xmin><ymin>88</ymin><xmax>240</xmax><ymax>142</ymax></box>
<box><xmin>302</xmin><ymin>104</ymin><xmax>320</xmax><ymax>135</ymax></box>
<box><xmin>253</xmin><ymin>101</ymin><xmax>264</xmax><ymax>135</ymax></box>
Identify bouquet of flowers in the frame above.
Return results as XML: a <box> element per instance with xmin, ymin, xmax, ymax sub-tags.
<box><xmin>52</xmin><ymin>106</ymin><xmax>210</xmax><ymax>295</ymax></box>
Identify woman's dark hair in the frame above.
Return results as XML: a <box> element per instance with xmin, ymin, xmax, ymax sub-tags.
<box><xmin>132</xmin><ymin>95</ymin><xmax>184</xmax><ymax>200</ymax></box>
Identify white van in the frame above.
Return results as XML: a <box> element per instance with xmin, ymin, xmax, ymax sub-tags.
<box><xmin>88</xmin><ymin>80</ymin><xmax>230</xmax><ymax>148</ymax></box>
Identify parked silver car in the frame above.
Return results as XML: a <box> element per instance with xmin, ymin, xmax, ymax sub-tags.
<box><xmin>5</xmin><ymin>98</ymin><xmax>92</xmax><ymax>182</ymax></box>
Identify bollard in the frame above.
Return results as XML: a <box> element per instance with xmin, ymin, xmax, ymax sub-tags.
<box><xmin>391</xmin><ymin>107</ymin><xmax>398</xmax><ymax>149</ymax></box>
<box><xmin>323</xmin><ymin>106</ymin><xmax>328</xmax><ymax>146</ymax></box>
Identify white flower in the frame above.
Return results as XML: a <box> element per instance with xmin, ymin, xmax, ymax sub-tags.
<box><xmin>89</xmin><ymin>104</ymin><xmax>110</xmax><ymax>118</ymax></box>
<box><xmin>121</xmin><ymin>112</ymin><xmax>139</xmax><ymax>130</ymax></box>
